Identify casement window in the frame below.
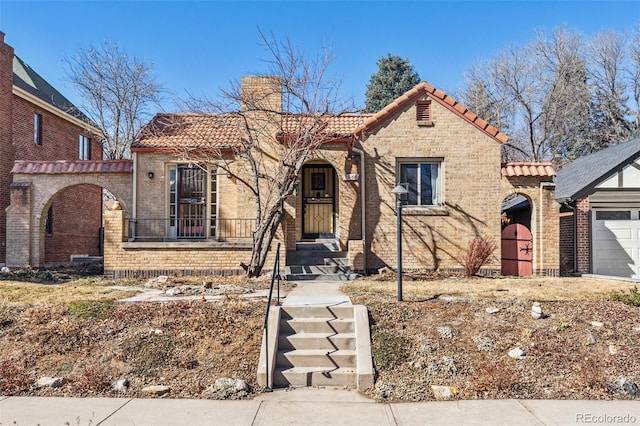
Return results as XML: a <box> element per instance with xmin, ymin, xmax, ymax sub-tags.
<box><xmin>398</xmin><ymin>160</ymin><xmax>441</xmax><ymax>206</ymax></box>
<box><xmin>79</xmin><ymin>135</ymin><xmax>91</xmax><ymax>160</ymax></box>
<box><xmin>34</xmin><ymin>113</ymin><xmax>42</xmax><ymax>145</ymax></box>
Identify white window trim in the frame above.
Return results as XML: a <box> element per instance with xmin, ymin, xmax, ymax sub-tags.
<box><xmin>396</xmin><ymin>158</ymin><xmax>444</xmax><ymax>207</ymax></box>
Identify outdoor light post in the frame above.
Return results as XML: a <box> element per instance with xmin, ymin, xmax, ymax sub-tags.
<box><xmin>391</xmin><ymin>184</ymin><xmax>409</xmax><ymax>302</ymax></box>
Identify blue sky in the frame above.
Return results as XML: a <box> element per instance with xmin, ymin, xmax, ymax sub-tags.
<box><xmin>1</xmin><ymin>1</ymin><xmax>638</xmax><ymax>112</ymax></box>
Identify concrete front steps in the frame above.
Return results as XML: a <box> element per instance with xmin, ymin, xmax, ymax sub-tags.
<box><xmin>284</xmin><ymin>241</ymin><xmax>357</xmax><ymax>281</ymax></box>
<box><xmin>258</xmin><ymin>305</ymin><xmax>373</xmax><ymax>390</ymax></box>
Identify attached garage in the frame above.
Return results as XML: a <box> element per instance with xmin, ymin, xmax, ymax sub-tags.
<box><xmin>592</xmin><ymin>209</ymin><xmax>640</xmax><ymax>278</ymax></box>
<box><xmin>555</xmin><ymin>137</ymin><xmax>640</xmax><ymax>278</ymax></box>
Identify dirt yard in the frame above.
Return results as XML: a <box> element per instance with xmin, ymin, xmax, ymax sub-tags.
<box><xmin>0</xmin><ymin>267</ymin><xmax>638</xmax><ymax>401</ymax></box>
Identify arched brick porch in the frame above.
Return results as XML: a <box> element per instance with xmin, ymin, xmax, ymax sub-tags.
<box><xmin>6</xmin><ymin>160</ymin><xmax>133</xmax><ymax>267</ymax></box>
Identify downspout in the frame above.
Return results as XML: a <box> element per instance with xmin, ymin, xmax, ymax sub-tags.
<box><xmin>351</xmin><ymin>142</ymin><xmax>367</xmax><ymax>274</ymax></box>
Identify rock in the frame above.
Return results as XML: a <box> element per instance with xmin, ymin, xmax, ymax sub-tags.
<box><xmin>609</xmin><ymin>344</ymin><xmax>618</xmax><ymax>355</ymax></box>
<box><xmin>142</xmin><ymin>385</ymin><xmax>170</xmax><ymax>396</ymax></box>
<box><xmin>205</xmin><ymin>378</ymin><xmax>250</xmax><ymax>400</ymax></box>
<box><xmin>531</xmin><ymin>302</ymin><xmax>543</xmax><ymax>319</ymax></box>
<box><xmin>111</xmin><ymin>379</ymin><xmax>130</xmax><ymax>392</ymax></box>
<box><xmin>607</xmin><ymin>376</ymin><xmax>639</xmax><ymax>398</ymax></box>
<box><xmin>0</xmin><ymin>266</ymin><xmax>9</xmax><ymax>275</ymax></box>
<box><xmin>144</xmin><ymin>275</ymin><xmax>169</xmax><ymax>288</ymax></box>
<box><xmin>584</xmin><ymin>333</ymin><xmax>596</xmax><ymax>346</ymax></box>
<box><xmin>430</xmin><ymin>385</ymin><xmax>459</xmax><ymax>400</ymax></box>
<box><xmin>437</xmin><ymin>326</ymin><xmax>457</xmax><ymax>339</ymax></box>
<box><xmin>378</xmin><ymin>266</ymin><xmax>393</xmax><ymax>275</ymax></box>
<box><xmin>428</xmin><ymin>356</ymin><xmax>457</xmax><ymax>376</ymax></box>
<box><xmin>36</xmin><ymin>376</ymin><xmax>65</xmax><ymax>388</ymax></box>
<box><xmin>508</xmin><ymin>348</ymin><xmax>525</xmax><ymax>359</ymax></box>
<box><xmin>152</xmin><ymin>328</ymin><xmax>163</xmax><ymax>335</ymax></box>
<box><xmin>165</xmin><ymin>288</ymin><xmax>183</xmax><ymax>296</ymax></box>
<box><xmin>485</xmin><ymin>307</ymin><xmax>500</xmax><ymax>314</ymax></box>
<box><xmin>591</xmin><ymin>321</ymin><xmax>604</xmax><ymax>327</ymax></box>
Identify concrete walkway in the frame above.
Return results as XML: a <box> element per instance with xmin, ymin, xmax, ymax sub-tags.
<box><xmin>1</xmin><ymin>391</ymin><xmax>638</xmax><ymax>425</ymax></box>
<box><xmin>282</xmin><ymin>280</ymin><xmax>352</xmax><ymax>306</ymax></box>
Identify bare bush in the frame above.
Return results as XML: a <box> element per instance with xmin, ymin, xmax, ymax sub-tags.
<box><xmin>463</xmin><ymin>237</ymin><xmax>497</xmax><ymax>277</ymax></box>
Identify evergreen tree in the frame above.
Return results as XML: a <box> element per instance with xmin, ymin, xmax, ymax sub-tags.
<box><xmin>364</xmin><ymin>54</ymin><xmax>420</xmax><ymax>113</ymax></box>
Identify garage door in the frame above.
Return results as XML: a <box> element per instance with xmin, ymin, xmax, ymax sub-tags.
<box><xmin>592</xmin><ymin>210</ymin><xmax>640</xmax><ymax>278</ymax></box>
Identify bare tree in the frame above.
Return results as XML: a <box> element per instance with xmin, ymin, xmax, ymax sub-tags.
<box><xmin>169</xmin><ymin>32</ymin><xmax>353</xmax><ymax>277</ymax></box>
<box><xmin>65</xmin><ymin>41</ymin><xmax>163</xmax><ymax>159</ymax></box>
<box><xmin>626</xmin><ymin>23</ymin><xmax>640</xmax><ymax>134</ymax></box>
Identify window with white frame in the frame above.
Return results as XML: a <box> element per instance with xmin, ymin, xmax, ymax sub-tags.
<box><xmin>398</xmin><ymin>160</ymin><xmax>441</xmax><ymax>206</ymax></box>
<box><xmin>79</xmin><ymin>135</ymin><xmax>91</xmax><ymax>160</ymax></box>
<box><xmin>34</xmin><ymin>113</ymin><xmax>42</xmax><ymax>145</ymax></box>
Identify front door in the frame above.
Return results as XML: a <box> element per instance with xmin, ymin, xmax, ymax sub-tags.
<box><xmin>177</xmin><ymin>165</ymin><xmax>206</xmax><ymax>238</ymax></box>
<box><xmin>302</xmin><ymin>165</ymin><xmax>335</xmax><ymax>238</ymax></box>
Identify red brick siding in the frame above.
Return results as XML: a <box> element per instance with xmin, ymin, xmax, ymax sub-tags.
<box><xmin>575</xmin><ymin>197</ymin><xmax>590</xmax><ymax>274</ymax></box>
<box><xmin>559</xmin><ymin>211</ymin><xmax>574</xmax><ymax>275</ymax></box>
<box><xmin>0</xmin><ymin>35</ymin><xmax>15</xmax><ymax>263</ymax></box>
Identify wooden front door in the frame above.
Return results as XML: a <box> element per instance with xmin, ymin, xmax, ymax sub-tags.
<box><xmin>501</xmin><ymin>223</ymin><xmax>533</xmax><ymax>276</ymax></box>
<box><xmin>302</xmin><ymin>165</ymin><xmax>335</xmax><ymax>238</ymax></box>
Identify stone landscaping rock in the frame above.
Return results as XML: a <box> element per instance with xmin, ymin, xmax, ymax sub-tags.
<box><xmin>165</xmin><ymin>288</ymin><xmax>183</xmax><ymax>297</ymax></box>
<box><xmin>591</xmin><ymin>321</ymin><xmax>604</xmax><ymax>327</ymax></box>
<box><xmin>144</xmin><ymin>275</ymin><xmax>169</xmax><ymax>288</ymax></box>
<box><xmin>508</xmin><ymin>348</ymin><xmax>525</xmax><ymax>359</ymax></box>
<box><xmin>428</xmin><ymin>356</ymin><xmax>458</xmax><ymax>376</ymax></box>
<box><xmin>430</xmin><ymin>385</ymin><xmax>459</xmax><ymax>400</ymax></box>
<box><xmin>0</xmin><ymin>266</ymin><xmax>9</xmax><ymax>275</ymax></box>
<box><xmin>142</xmin><ymin>385</ymin><xmax>170</xmax><ymax>396</ymax></box>
<box><xmin>36</xmin><ymin>377</ymin><xmax>65</xmax><ymax>388</ymax></box>
<box><xmin>204</xmin><ymin>378</ymin><xmax>250</xmax><ymax>400</ymax></box>
<box><xmin>609</xmin><ymin>344</ymin><xmax>619</xmax><ymax>355</ymax></box>
<box><xmin>585</xmin><ymin>333</ymin><xmax>596</xmax><ymax>346</ymax></box>
<box><xmin>378</xmin><ymin>266</ymin><xmax>393</xmax><ymax>275</ymax></box>
<box><xmin>606</xmin><ymin>376</ymin><xmax>639</xmax><ymax>398</ymax></box>
<box><xmin>111</xmin><ymin>379</ymin><xmax>130</xmax><ymax>392</ymax></box>
<box><xmin>531</xmin><ymin>302</ymin><xmax>543</xmax><ymax>319</ymax></box>
<box><xmin>437</xmin><ymin>326</ymin><xmax>457</xmax><ymax>339</ymax></box>
<box><xmin>485</xmin><ymin>307</ymin><xmax>500</xmax><ymax>314</ymax></box>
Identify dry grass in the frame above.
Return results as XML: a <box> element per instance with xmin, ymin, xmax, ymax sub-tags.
<box><xmin>0</xmin><ymin>278</ymin><xmax>139</xmax><ymax>305</ymax></box>
<box><xmin>344</xmin><ymin>275</ymin><xmax>638</xmax><ymax>301</ymax></box>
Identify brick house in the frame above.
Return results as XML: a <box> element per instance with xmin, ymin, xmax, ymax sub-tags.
<box><xmin>556</xmin><ymin>137</ymin><xmax>640</xmax><ymax>278</ymax></box>
<box><xmin>0</xmin><ymin>32</ymin><xmax>103</xmax><ymax>265</ymax></box>
<box><xmin>103</xmin><ymin>76</ymin><xmax>559</xmax><ymax>278</ymax></box>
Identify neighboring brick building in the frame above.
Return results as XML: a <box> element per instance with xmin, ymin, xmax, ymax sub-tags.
<box><xmin>102</xmin><ymin>76</ymin><xmax>559</xmax><ymax>278</ymax></box>
<box><xmin>0</xmin><ymin>32</ymin><xmax>102</xmax><ymax>265</ymax></box>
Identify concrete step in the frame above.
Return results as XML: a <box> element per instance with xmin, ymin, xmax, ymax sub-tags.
<box><xmin>283</xmin><ymin>272</ymin><xmax>358</xmax><ymax>282</ymax></box>
<box><xmin>280</xmin><ymin>305</ymin><xmax>355</xmax><ymax>319</ymax></box>
<box><xmin>278</xmin><ymin>332</ymin><xmax>356</xmax><ymax>351</ymax></box>
<box><xmin>280</xmin><ymin>318</ymin><xmax>355</xmax><ymax>334</ymax></box>
<box><xmin>285</xmin><ymin>265</ymin><xmax>350</xmax><ymax>275</ymax></box>
<box><xmin>286</xmin><ymin>251</ymin><xmax>348</xmax><ymax>266</ymax></box>
<box><xmin>295</xmin><ymin>241</ymin><xmax>340</xmax><ymax>252</ymax></box>
<box><xmin>276</xmin><ymin>349</ymin><xmax>357</xmax><ymax>368</ymax></box>
<box><xmin>273</xmin><ymin>367</ymin><xmax>357</xmax><ymax>388</ymax></box>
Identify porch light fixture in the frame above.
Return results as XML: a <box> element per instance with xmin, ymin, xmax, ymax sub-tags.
<box><xmin>391</xmin><ymin>184</ymin><xmax>409</xmax><ymax>302</ymax></box>
<box><xmin>147</xmin><ymin>172</ymin><xmax>154</xmax><ymax>179</ymax></box>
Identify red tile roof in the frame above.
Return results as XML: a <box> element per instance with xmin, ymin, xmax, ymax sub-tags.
<box><xmin>501</xmin><ymin>162</ymin><xmax>555</xmax><ymax>177</ymax></box>
<box><xmin>281</xmin><ymin>114</ymin><xmax>371</xmax><ymax>140</ymax></box>
<box><xmin>354</xmin><ymin>81</ymin><xmax>509</xmax><ymax>144</ymax></box>
<box><xmin>11</xmin><ymin>160</ymin><xmax>133</xmax><ymax>174</ymax></box>
<box><xmin>133</xmin><ymin>113</ymin><xmax>245</xmax><ymax>150</ymax></box>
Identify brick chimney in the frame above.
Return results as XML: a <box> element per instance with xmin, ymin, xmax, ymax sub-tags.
<box><xmin>241</xmin><ymin>76</ymin><xmax>282</xmax><ymax>113</ymax></box>
<box><xmin>0</xmin><ymin>31</ymin><xmax>15</xmax><ymax>263</ymax></box>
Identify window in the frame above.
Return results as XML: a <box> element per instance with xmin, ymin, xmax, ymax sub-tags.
<box><xmin>34</xmin><ymin>113</ymin><xmax>42</xmax><ymax>145</ymax></box>
<box><xmin>595</xmin><ymin>211</ymin><xmax>631</xmax><ymax>220</ymax></box>
<box><xmin>399</xmin><ymin>161</ymin><xmax>441</xmax><ymax>206</ymax></box>
<box><xmin>45</xmin><ymin>206</ymin><xmax>53</xmax><ymax>234</ymax></box>
<box><xmin>79</xmin><ymin>135</ymin><xmax>91</xmax><ymax>160</ymax></box>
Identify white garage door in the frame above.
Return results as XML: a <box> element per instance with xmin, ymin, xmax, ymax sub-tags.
<box><xmin>592</xmin><ymin>210</ymin><xmax>640</xmax><ymax>278</ymax></box>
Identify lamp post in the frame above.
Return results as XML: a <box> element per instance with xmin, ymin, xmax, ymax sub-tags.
<box><xmin>391</xmin><ymin>184</ymin><xmax>409</xmax><ymax>301</ymax></box>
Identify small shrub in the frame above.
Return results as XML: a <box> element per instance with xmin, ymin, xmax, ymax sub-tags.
<box><xmin>68</xmin><ymin>300</ymin><xmax>114</xmax><ymax>320</ymax></box>
<box><xmin>371</xmin><ymin>329</ymin><xmax>409</xmax><ymax>369</ymax></box>
<box><xmin>462</xmin><ymin>237</ymin><xmax>497</xmax><ymax>277</ymax></box>
<box><xmin>0</xmin><ymin>298</ymin><xmax>18</xmax><ymax>327</ymax></box>
<box><xmin>608</xmin><ymin>286</ymin><xmax>640</xmax><ymax>307</ymax></box>
<box><xmin>71</xmin><ymin>364</ymin><xmax>112</xmax><ymax>393</ymax></box>
<box><xmin>0</xmin><ymin>358</ymin><xmax>30</xmax><ymax>394</ymax></box>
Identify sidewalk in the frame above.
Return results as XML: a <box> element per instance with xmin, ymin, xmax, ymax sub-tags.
<box><xmin>1</xmin><ymin>390</ymin><xmax>638</xmax><ymax>425</ymax></box>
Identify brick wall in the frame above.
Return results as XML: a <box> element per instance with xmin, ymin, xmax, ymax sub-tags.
<box><xmin>559</xmin><ymin>211</ymin><xmax>574</xmax><ymax>275</ymax></box>
<box><xmin>0</xmin><ymin>33</ymin><xmax>103</xmax><ymax>264</ymax></box>
<box><xmin>361</xmin><ymin>96</ymin><xmax>503</xmax><ymax>271</ymax></box>
<box><xmin>0</xmin><ymin>33</ymin><xmax>15</xmax><ymax>263</ymax></box>
<box><xmin>575</xmin><ymin>197</ymin><xmax>590</xmax><ymax>273</ymax></box>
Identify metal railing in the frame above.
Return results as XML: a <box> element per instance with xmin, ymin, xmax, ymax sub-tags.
<box><xmin>262</xmin><ymin>242</ymin><xmax>281</xmax><ymax>392</ymax></box>
<box><xmin>128</xmin><ymin>218</ymin><xmax>255</xmax><ymax>241</ymax></box>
